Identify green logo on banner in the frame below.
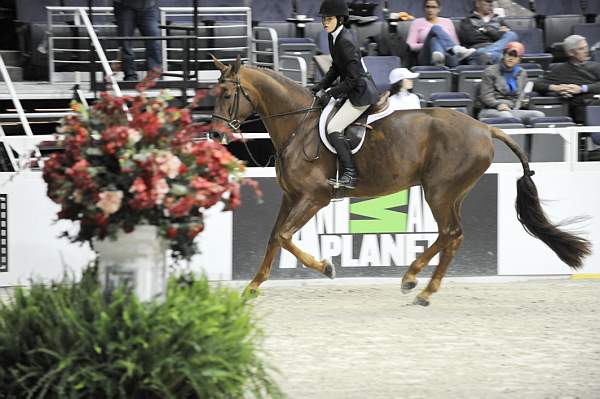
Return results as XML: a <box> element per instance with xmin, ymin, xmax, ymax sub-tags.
<box><xmin>349</xmin><ymin>190</ymin><xmax>408</xmax><ymax>233</ymax></box>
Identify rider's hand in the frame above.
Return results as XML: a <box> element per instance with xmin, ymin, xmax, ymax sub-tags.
<box><xmin>329</xmin><ymin>87</ymin><xmax>343</xmax><ymax>99</ymax></box>
<box><xmin>311</xmin><ymin>84</ymin><xmax>322</xmax><ymax>94</ymax></box>
<box><xmin>315</xmin><ymin>89</ymin><xmax>331</xmax><ymax>107</ymax></box>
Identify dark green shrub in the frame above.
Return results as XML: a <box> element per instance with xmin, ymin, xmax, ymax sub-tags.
<box><xmin>0</xmin><ymin>270</ymin><xmax>281</xmax><ymax>399</ymax></box>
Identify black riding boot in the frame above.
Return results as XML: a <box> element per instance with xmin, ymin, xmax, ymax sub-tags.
<box><xmin>328</xmin><ymin>131</ymin><xmax>358</xmax><ymax>189</ymax></box>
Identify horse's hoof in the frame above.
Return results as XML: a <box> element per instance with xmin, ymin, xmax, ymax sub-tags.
<box><xmin>413</xmin><ymin>296</ymin><xmax>430</xmax><ymax>307</ymax></box>
<box><xmin>243</xmin><ymin>286</ymin><xmax>260</xmax><ymax>298</ymax></box>
<box><xmin>401</xmin><ymin>280</ymin><xmax>418</xmax><ymax>294</ymax></box>
<box><xmin>323</xmin><ymin>260</ymin><xmax>336</xmax><ymax>279</ymax></box>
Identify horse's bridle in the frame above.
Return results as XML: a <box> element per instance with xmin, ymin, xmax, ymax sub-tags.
<box><xmin>211</xmin><ymin>77</ymin><xmax>254</xmax><ymax>132</ymax></box>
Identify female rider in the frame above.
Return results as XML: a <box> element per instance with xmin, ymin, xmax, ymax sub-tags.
<box><xmin>311</xmin><ymin>0</ymin><xmax>379</xmax><ymax>190</ymax></box>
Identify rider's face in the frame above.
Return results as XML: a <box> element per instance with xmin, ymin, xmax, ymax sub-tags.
<box><xmin>322</xmin><ymin>16</ymin><xmax>338</xmax><ymax>33</ymax></box>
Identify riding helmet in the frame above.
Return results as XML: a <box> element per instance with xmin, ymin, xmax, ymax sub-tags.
<box><xmin>319</xmin><ymin>0</ymin><xmax>349</xmax><ymax>17</ymax></box>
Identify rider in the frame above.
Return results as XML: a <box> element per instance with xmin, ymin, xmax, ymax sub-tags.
<box><xmin>311</xmin><ymin>0</ymin><xmax>379</xmax><ymax>190</ymax></box>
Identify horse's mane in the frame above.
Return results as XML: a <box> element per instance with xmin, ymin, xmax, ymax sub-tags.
<box><xmin>244</xmin><ymin>65</ymin><xmax>311</xmax><ymax>97</ymax></box>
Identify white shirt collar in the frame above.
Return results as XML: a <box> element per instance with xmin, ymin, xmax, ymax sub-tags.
<box><xmin>331</xmin><ymin>25</ymin><xmax>343</xmax><ymax>44</ymax></box>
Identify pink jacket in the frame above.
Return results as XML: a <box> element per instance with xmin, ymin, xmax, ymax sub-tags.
<box><xmin>406</xmin><ymin>17</ymin><xmax>459</xmax><ymax>51</ymax></box>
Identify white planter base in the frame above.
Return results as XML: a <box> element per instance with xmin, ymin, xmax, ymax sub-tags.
<box><xmin>93</xmin><ymin>225</ymin><xmax>168</xmax><ymax>302</ymax></box>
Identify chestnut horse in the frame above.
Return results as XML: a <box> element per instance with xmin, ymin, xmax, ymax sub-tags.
<box><xmin>210</xmin><ymin>56</ymin><xmax>591</xmax><ymax>306</ymax></box>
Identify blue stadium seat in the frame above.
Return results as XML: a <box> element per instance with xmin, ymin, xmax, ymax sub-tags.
<box><xmin>479</xmin><ymin>117</ymin><xmax>525</xmax><ymax>128</ymax></box>
<box><xmin>503</xmin><ymin>16</ymin><xmax>536</xmax><ymax>30</ymax></box>
<box><xmin>363</xmin><ymin>55</ymin><xmax>401</xmax><ymax>93</ymax></box>
<box><xmin>513</xmin><ymin>28</ymin><xmax>554</xmax><ymax>70</ymax></box>
<box><xmin>430</xmin><ymin>92</ymin><xmax>474</xmax><ymax>115</ymax></box>
<box><xmin>534</xmin><ymin>0</ymin><xmax>583</xmax><ymax>16</ymax></box>
<box><xmin>543</xmin><ymin>15</ymin><xmax>586</xmax><ymax>54</ymax></box>
<box><xmin>530</xmin><ymin>93</ymin><xmax>570</xmax><ymax>117</ymax></box>
<box><xmin>573</xmin><ymin>24</ymin><xmax>600</xmax><ymax>48</ymax></box>
<box><xmin>455</xmin><ymin>65</ymin><xmax>487</xmax><ymax>102</ymax></box>
<box><xmin>530</xmin><ymin>116</ymin><xmax>575</xmax><ymax>127</ymax></box>
<box><xmin>520</xmin><ymin>62</ymin><xmax>544</xmax><ymax>80</ymax></box>
<box><xmin>411</xmin><ymin>66</ymin><xmax>452</xmax><ymax>101</ymax></box>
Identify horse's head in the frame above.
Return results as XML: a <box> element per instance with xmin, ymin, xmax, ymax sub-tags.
<box><xmin>209</xmin><ymin>54</ymin><xmax>255</xmax><ymax>141</ymax></box>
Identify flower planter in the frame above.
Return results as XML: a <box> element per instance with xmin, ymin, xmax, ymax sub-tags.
<box><xmin>93</xmin><ymin>225</ymin><xmax>167</xmax><ymax>302</ymax></box>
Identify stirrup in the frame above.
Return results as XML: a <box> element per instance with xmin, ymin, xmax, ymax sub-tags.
<box><xmin>328</xmin><ymin>175</ymin><xmax>357</xmax><ymax>190</ymax></box>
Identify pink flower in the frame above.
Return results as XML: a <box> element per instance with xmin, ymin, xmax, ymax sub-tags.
<box><xmin>129</xmin><ymin>177</ymin><xmax>147</xmax><ymax>193</ymax></box>
<box><xmin>128</xmin><ymin>128</ymin><xmax>142</xmax><ymax>144</ymax></box>
<box><xmin>154</xmin><ymin>150</ymin><xmax>182</xmax><ymax>179</ymax></box>
<box><xmin>96</xmin><ymin>190</ymin><xmax>123</xmax><ymax>215</ymax></box>
<box><xmin>152</xmin><ymin>177</ymin><xmax>170</xmax><ymax>205</ymax></box>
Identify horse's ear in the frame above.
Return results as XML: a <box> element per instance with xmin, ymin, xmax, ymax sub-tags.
<box><xmin>210</xmin><ymin>53</ymin><xmax>228</xmax><ymax>72</ymax></box>
<box><xmin>232</xmin><ymin>54</ymin><xmax>242</xmax><ymax>74</ymax></box>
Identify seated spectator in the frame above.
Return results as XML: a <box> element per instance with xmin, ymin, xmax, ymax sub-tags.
<box><xmin>407</xmin><ymin>0</ymin><xmax>475</xmax><ymax>66</ymax></box>
<box><xmin>459</xmin><ymin>0</ymin><xmax>518</xmax><ymax>65</ymax></box>
<box><xmin>533</xmin><ymin>35</ymin><xmax>600</xmax><ymax>124</ymax></box>
<box><xmin>477</xmin><ymin>42</ymin><xmax>545</xmax><ymax>124</ymax></box>
<box><xmin>388</xmin><ymin>68</ymin><xmax>422</xmax><ymax>109</ymax></box>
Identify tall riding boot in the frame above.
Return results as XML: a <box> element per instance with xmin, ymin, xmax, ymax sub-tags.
<box><xmin>328</xmin><ymin>131</ymin><xmax>358</xmax><ymax>189</ymax></box>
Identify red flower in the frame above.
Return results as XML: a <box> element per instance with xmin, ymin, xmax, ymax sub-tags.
<box><xmin>131</xmin><ymin>112</ymin><xmax>161</xmax><ymax>139</ymax></box>
<box><xmin>168</xmin><ymin>197</ymin><xmax>194</xmax><ymax>218</ymax></box>
<box><xmin>166</xmin><ymin>226</ymin><xmax>178</xmax><ymax>239</ymax></box>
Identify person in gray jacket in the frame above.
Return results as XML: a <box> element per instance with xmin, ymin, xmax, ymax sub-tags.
<box><xmin>477</xmin><ymin>42</ymin><xmax>544</xmax><ymax>124</ymax></box>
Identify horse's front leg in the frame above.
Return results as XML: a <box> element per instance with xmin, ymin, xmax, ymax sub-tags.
<box><xmin>246</xmin><ymin>195</ymin><xmax>294</xmax><ymax>294</ymax></box>
<box><xmin>279</xmin><ymin>196</ymin><xmax>335</xmax><ymax>277</ymax></box>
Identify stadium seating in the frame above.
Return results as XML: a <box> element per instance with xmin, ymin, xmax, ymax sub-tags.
<box><xmin>573</xmin><ymin>23</ymin><xmax>600</xmax><ymax>47</ymax></box>
<box><xmin>411</xmin><ymin>66</ymin><xmax>452</xmax><ymax>101</ymax></box>
<box><xmin>530</xmin><ymin>94</ymin><xmax>570</xmax><ymax>117</ymax></box>
<box><xmin>430</xmin><ymin>92</ymin><xmax>473</xmax><ymax>115</ymax></box>
<box><xmin>530</xmin><ymin>116</ymin><xmax>576</xmax><ymax>127</ymax></box>
<box><xmin>533</xmin><ymin>0</ymin><xmax>583</xmax><ymax>16</ymax></box>
<box><xmin>479</xmin><ymin>117</ymin><xmax>525</xmax><ymax>129</ymax></box>
<box><xmin>544</xmin><ymin>15</ymin><xmax>587</xmax><ymax>53</ymax></box>
<box><xmin>455</xmin><ymin>65</ymin><xmax>487</xmax><ymax>102</ymax></box>
<box><xmin>363</xmin><ymin>56</ymin><xmax>401</xmax><ymax>93</ymax></box>
<box><xmin>513</xmin><ymin>28</ymin><xmax>553</xmax><ymax>69</ymax></box>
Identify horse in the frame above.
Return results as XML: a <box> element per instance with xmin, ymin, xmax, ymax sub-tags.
<box><xmin>210</xmin><ymin>56</ymin><xmax>592</xmax><ymax>306</ymax></box>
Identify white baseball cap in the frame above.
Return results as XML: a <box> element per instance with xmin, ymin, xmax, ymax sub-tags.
<box><xmin>388</xmin><ymin>68</ymin><xmax>420</xmax><ymax>84</ymax></box>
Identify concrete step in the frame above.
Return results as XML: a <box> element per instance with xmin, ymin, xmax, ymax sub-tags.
<box><xmin>0</xmin><ymin>66</ymin><xmax>23</xmax><ymax>82</ymax></box>
<box><xmin>0</xmin><ymin>50</ymin><xmax>20</xmax><ymax>67</ymax></box>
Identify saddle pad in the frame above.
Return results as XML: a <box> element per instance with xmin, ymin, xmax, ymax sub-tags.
<box><xmin>319</xmin><ymin>97</ymin><xmax>407</xmax><ymax>154</ymax></box>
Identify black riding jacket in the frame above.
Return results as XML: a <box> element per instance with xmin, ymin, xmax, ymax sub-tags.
<box><xmin>318</xmin><ymin>27</ymin><xmax>379</xmax><ymax>107</ymax></box>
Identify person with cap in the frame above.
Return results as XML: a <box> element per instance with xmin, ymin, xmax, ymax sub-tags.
<box><xmin>477</xmin><ymin>42</ymin><xmax>545</xmax><ymax>124</ymax></box>
<box><xmin>407</xmin><ymin>0</ymin><xmax>476</xmax><ymax>66</ymax></box>
<box><xmin>388</xmin><ymin>68</ymin><xmax>422</xmax><ymax>110</ymax></box>
<box><xmin>310</xmin><ymin>0</ymin><xmax>379</xmax><ymax>190</ymax></box>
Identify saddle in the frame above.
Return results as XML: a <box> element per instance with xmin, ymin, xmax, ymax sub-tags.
<box><xmin>322</xmin><ymin>91</ymin><xmax>390</xmax><ymax>153</ymax></box>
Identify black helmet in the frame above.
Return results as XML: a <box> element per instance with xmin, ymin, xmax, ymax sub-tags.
<box><xmin>319</xmin><ymin>0</ymin><xmax>349</xmax><ymax>17</ymax></box>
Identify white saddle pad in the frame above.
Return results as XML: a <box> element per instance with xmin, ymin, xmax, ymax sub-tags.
<box><xmin>318</xmin><ymin>97</ymin><xmax>407</xmax><ymax>154</ymax></box>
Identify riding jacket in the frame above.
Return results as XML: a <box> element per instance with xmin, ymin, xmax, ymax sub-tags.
<box><xmin>318</xmin><ymin>27</ymin><xmax>379</xmax><ymax>107</ymax></box>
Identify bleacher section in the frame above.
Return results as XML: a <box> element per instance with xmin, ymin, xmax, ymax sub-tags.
<box><xmin>1</xmin><ymin>0</ymin><xmax>600</xmax><ymax>169</ymax></box>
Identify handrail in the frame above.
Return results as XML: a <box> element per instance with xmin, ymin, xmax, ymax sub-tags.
<box><xmin>0</xmin><ymin>53</ymin><xmax>41</xmax><ymax>170</ymax></box>
<box><xmin>77</xmin><ymin>7</ymin><xmax>122</xmax><ymax>98</ymax></box>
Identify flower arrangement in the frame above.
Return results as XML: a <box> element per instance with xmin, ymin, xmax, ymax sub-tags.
<box><xmin>43</xmin><ymin>77</ymin><xmax>257</xmax><ymax>260</ymax></box>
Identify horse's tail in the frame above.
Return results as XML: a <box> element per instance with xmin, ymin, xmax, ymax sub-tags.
<box><xmin>490</xmin><ymin>126</ymin><xmax>591</xmax><ymax>268</ymax></box>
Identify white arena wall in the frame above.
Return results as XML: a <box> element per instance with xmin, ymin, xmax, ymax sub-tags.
<box><xmin>1</xmin><ymin>163</ymin><xmax>599</xmax><ymax>287</ymax></box>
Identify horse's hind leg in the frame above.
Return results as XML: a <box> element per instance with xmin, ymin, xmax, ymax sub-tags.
<box><xmin>413</xmin><ymin>197</ymin><xmax>466</xmax><ymax>306</ymax></box>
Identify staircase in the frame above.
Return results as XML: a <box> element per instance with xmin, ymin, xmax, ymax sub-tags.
<box><xmin>0</xmin><ymin>50</ymin><xmax>23</xmax><ymax>82</ymax></box>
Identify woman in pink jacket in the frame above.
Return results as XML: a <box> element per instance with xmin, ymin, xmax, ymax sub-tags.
<box><xmin>407</xmin><ymin>0</ymin><xmax>475</xmax><ymax>66</ymax></box>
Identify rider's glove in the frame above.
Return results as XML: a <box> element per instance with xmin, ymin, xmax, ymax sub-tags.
<box><xmin>315</xmin><ymin>89</ymin><xmax>331</xmax><ymax>107</ymax></box>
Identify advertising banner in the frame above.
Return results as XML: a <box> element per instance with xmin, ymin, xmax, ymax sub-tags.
<box><xmin>233</xmin><ymin>175</ymin><xmax>497</xmax><ymax>279</ymax></box>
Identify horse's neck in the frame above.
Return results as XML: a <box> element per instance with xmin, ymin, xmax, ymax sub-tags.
<box><xmin>242</xmin><ymin>68</ymin><xmax>314</xmax><ymax>151</ymax></box>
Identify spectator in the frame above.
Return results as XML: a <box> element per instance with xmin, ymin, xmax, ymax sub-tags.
<box><xmin>458</xmin><ymin>0</ymin><xmax>518</xmax><ymax>65</ymax></box>
<box><xmin>114</xmin><ymin>0</ymin><xmax>162</xmax><ymax>81</ymax></box>
<box><xmin>388</xmin><ymin>68</ymin><xmax>422</xmax><ymax>109</ymax></box>
<box><xmin>478</xmin><ymin>42</ymin><xmax>545</xmax><ymax>124</ymax></box>
<box><xmin>533</xmin><ymin>35</ymin><xmax>600</xmax><ymax>124</ymax></box>
<box><xmin>407</xmin><ymin>0</ymin><xmax>475</xmax><ymax>66</ymax></box>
